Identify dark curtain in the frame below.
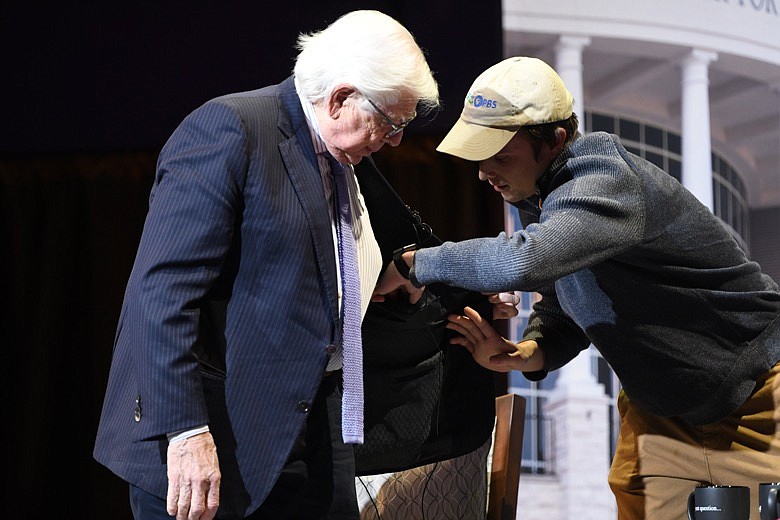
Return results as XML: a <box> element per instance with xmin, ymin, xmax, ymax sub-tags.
<box><xmin>2</xmin><ymin>151</ymin><xmax>156</xmax><ymax>515</ymax></box>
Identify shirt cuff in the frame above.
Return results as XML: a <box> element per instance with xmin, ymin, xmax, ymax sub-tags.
<box><xmin>167</xmin><ymin>425</ymin><xmax>210</xmax><ymax>444</ymax></box>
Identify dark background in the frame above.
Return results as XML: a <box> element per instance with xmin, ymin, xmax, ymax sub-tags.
<box><xmin>1</xmin><ymin>2</ymin><xmax>504</xmax><ymax>518</ymax></box>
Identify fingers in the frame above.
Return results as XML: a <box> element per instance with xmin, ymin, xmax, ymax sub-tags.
<box><xmin>167</xmin><ymin>476</ymin><xmax>219</xmax><ymax>520</ymax></box>
<box><xmin>446</xmin><ymin>318</ymin><xmax>480</xmax><ymax>346</ymax></box>
<box><xmin>370</xmin><ymin>268</ymin><xmax>398</xmax><ymax>301</ymax></box>
<box><xmin>371</xmin><ymin>263</ymin><xmax>405</xmax><ymax>301</ymax></box>
<box><xmin>487</xmin><ymin>292</ymin><xmax>520</xmax><ymax>305</ymax></box>
<box><xmin>371</xmin><ymin>263</ymin><xmax>426</xmax><ymax>304</ymax></box>
<box><xmin>462</xmin><ymin>306</ymin><xmax>492</xmax><ymax>333</ymax></box>
<box><xmin>447</xmin><ymin>311</ymin><xmax>484</xmax><ymax>341</ymax></box>
<box><xmin>167</xmin><ymin>479</ymin><xmax>192</xmax><ymax>520</ymax></box>
<box><xmin>447</xmin><ymin>332</ymin><xmax>474</xmax><ymax>354</ymax></box>
<box><xmin>179</xmin><ymin>485</ymin><xmax>194</xmax><ymax>520</ymax></box>
<box><xmin>204</xmin><ymin>475</ymin><xmax>220</xmax><ymax>520</ymax></box>
<box><xmin>187</xmin><ymin>481</ymin><xmax>210</xmax><ymax>520</ymax></box>
<box><xmin>492</xmin><ymin>302</ymin><xmax>519</xmax><ymax>319</ymax></box>
<box><xmin>407</xmin><ymin>286</ymin><xmax>425</xmax><ymax>305</ymax></box>
<box><xmin>462</xmin><ymin>306</ymin><xmax>507</xmax><ymax>338</ymax></box>
<box><xmin>447</xmin><ymin>306</ymin><xmax>496</xmax><ymax>341</ymax></box>
<box><xmin>462</xmin><ymin>306</ymin><xmax>482</xmax><ymax>321</ymax></box>
<box><xmin>167</xmin><ymin>478</ymin><xmax>195</xmax><ymax>520</ymax></box>
<box><xmin>447</xmin><ymin>309</ymin><xmax>522</xmax><ymax>373</ymax></box>
<box><xmin>166</xmin><ymin>432</ymin><xmax>221</xmax><ymax>520</ymax></box>
<box><xmin>167</xmin><ymin>479</ymin><xmax>180</xmax><ymax>517</ymax></box>
<box><xmin>487</xmin><ymin>292</ymin><xmax>520</xmax><ymax>320</ymax></box>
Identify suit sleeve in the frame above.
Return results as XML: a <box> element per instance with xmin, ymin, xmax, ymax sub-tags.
<box><xmin>128</xmin><ymin>100</ymin><xmax>248</xmax><ymax>440</ymax></box>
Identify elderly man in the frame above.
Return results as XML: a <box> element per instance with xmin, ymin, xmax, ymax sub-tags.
<box><xmin>94</xmin><ymin>10</ymin><xmax>439</xmax><ymax>520</ymax></box>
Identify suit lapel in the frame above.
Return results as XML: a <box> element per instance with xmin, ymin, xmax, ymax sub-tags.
<box><xmin>276</xmin><ymin>77</ymin><xmax>339</xmax><ymax>324</ymax></box>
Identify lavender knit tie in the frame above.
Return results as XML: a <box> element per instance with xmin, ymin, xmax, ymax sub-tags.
<box><xmin>328</xmin><ymin>155</ymin><xmax>364</xmax><ymax>444</ymax></box>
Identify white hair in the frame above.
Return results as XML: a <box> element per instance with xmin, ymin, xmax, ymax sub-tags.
<box><xmin>294</xmin><ymin>10</ymin><xmax>440</xmax><ymax>114</ymax></box>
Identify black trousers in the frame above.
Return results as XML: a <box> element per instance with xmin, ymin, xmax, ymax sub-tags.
<box><xmin>130</xmin><ymin>371</ymin><xmax>358</xmax><ymax>520</ymax></box>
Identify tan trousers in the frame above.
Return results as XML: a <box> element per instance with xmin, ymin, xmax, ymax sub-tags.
<box><xmin>608</xmin><ymin>362</ymin><xmax>780</xmax><ymax>520</ymax></box>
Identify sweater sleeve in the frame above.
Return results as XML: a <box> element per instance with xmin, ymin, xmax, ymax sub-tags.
<box><xmin>414</xmin><ymin>152</ymin><xmax>646</xmax><ymax>294</ymax></box>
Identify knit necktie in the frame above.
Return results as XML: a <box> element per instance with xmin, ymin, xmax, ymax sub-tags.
<box><xmin>327</xmin><ymin>155</ymin><xmax>364</xmax><ymax>444</ymax></box>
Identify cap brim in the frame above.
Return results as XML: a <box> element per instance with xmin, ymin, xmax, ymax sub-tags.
<box><xmin>436</xmin><ymin>119</ymin><xmax>517</xmax><ymax>161</ymax></box>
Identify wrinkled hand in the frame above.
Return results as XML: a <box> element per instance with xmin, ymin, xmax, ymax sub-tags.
<box><xmin>446</xmin><ymin>306</ymin><xmax>544</xmax><ymax>373</ymax></box>
<box><xmin>486</xmin><ymin>292</ymin><xmax>520</xmax><ymax>320</ymax></box>
<box><xmin>371</xmin><ymin>255</ymin><xmax>425</xmax><ymax>305</ymax></box>
<box><xmin>167</xmin><ymin>432</ymin><xmax>221</xmax><ymax>520</ymax></box>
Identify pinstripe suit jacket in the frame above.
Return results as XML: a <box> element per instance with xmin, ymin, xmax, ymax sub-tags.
<box><xmin>94</xmin><ymin>76</ymin><xmax>342</xmax><ymax>516</ymax></box>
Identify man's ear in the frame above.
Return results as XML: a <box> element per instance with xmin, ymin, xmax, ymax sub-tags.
<box><xmin>327</xmin><ymin>84</ymin><xmax>358</xmax><ymax>118</ymax></box>
<box><xmin>551</xmin><ymin>127</ymin><xmax>567</xmax><ymax>155</ymax></box>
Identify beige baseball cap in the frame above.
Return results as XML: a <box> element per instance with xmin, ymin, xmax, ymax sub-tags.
<box><xmin>437</xmin><ymin>57</ymin><xmax>574</xmax><ymax>161</ymax></box>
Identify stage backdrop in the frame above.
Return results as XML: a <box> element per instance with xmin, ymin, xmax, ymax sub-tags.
<box><xmin>1</xmin><ymin>2</ymin><xmax>504</xmax><ymax>518</ymax></box>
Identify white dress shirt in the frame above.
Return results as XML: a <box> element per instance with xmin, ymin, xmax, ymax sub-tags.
<box><xmin>295</xmin><ymin>78</ymin><xmax>383</xmax><ymax>371</ymax></box>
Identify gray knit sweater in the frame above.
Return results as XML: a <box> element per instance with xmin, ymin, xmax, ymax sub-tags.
<box><xmin>415</xmin><ymin>131</ymin><xmax>780</xmax><ymax>425</ymax></box>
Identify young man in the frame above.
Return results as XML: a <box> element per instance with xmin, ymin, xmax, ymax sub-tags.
<box><xmin>373</xmin><ymin>56</ymin><xmax>780</xmax><ymax>520</ymax></box>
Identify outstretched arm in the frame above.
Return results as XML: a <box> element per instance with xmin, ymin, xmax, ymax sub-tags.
<box><xmin>372</xmin><ymin>248</ymin><xmax>521</xmax><ymax>320</ymax></box>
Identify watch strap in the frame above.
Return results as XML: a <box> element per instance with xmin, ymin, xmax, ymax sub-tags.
<box><xmin>392</xmin><ymin>243</ymin><xmax>418</xmax><ymax>281</ymax></box>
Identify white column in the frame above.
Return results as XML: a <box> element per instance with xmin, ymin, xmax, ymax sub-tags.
<box><xmin>681</xmin><ymin>49</ymin><xmax>718</xmax><ymax>211</ymax></box>
<box><xmin>546</xmin><ymin>379</ymin><xmax>615</xmax><ymax>520</ymax></box>
<box><xmin>554</xmin><ymin>36</ymin><xmax>600</xmax><ymax>393</ymax></box>
<box><xmin>543</xmin><ymin>36</ymin><xmax>614</xmax><ymax>520</ymax></box>
<box><xmin>555</xmin><ymin>35</ymin><xmax>591</xmax><ymax>135</ymax></box>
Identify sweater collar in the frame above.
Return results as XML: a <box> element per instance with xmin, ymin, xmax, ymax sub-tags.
<box><xmin>533</xmin><ymin>131</ymin><xmax>581</xmax><ymax>205</ymax></box>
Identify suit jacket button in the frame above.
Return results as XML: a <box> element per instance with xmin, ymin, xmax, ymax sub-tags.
<box><xmin>325</xmin><ymin>344</ymin><xmax>337</xmax><ymax>355</ymax></box>
<box><xmin>297</xmin><ymin>401</ymin><xmax>310</xmax><ymax>413</ymax></box>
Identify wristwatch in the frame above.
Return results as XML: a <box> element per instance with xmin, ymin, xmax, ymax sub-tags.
<box><xmin>392</xmin><ymin>243</ymin><xmax>423</xmax><ymax>288</ymax></box>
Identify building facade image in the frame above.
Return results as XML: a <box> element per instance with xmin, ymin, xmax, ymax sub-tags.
<box><xmin>500</xmin><ymin>1</ymin><xmax>780</xmax><ymax>518</ymax></box>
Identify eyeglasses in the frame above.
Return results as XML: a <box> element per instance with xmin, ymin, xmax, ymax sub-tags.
<box><xmin>365</xmin><ymin>97</ymin><xmax>416</xmax><ymax>139</ymax></box>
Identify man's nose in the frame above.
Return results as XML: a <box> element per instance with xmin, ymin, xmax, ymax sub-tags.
<box><xmin>383</xmin><ymin>131</ymin><xmax>403</xmax><ymax>147</ymax></box>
